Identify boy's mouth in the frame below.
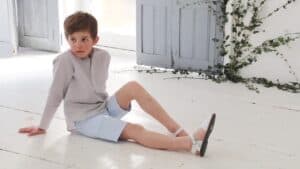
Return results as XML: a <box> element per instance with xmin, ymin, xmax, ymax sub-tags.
<box><xmin>76</xmin><ymin>50</ymin><xmax>85</xmax><ymax>53</ymax></box>
<box><xmin>75</xmin><ymin>51</ymin><xmax>85</xmax><ymax>54</ymax></box>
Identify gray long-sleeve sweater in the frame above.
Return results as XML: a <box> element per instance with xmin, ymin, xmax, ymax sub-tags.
<box><xmin>39</xmin><ymin>48</ymin><xmax>110</xmax><ymax>130</ymax></box>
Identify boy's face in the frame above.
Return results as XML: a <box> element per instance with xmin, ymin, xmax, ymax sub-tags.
<box><xmin>67</xmin><ymin>31</ymin><xmax>99</xmax><ymax>59</ymax></box>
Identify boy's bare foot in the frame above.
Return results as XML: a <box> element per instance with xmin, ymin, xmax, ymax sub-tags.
<box><xmin>193</xmin><ymin>128</ymin><xmax>206</xmax><ymax>141</ymax></box>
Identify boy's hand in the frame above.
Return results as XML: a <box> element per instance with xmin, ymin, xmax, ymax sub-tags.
<box><xmin>18</xmin><ymin>126</ymin><xmax>46</xmax><ymax>136</ymax></box>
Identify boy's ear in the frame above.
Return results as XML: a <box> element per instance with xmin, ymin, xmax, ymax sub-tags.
<box><xmin>93</xmin><ymin>36</ymin><xmax>99</xmax><ymax>45</ymax></box>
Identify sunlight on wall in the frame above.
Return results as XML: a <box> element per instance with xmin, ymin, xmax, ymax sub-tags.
<box><xmin>61</xmin><ymin>0</ymin><xmax>136</xmax><ymax>50</ymax></box>
<box><xmin>90</xmin><ymin>0</ymin><xmax>136</xmax><ymax>36</ymax></box>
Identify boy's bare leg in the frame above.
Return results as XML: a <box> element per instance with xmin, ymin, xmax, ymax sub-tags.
<box><xmin>115</xmin><ymin>81</ymin><xmax>188</xmax><ymax>137</ymax></box>
<box><xmin>120</xmin><ymin>123</ymin><xmax>192</xmax><ymax>151</ymax></box>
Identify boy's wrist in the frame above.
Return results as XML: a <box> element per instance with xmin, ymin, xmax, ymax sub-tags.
<box><xmin>38</xmin><ymin>125</ymin><xmax>46</xmax><ymax>131</ymax></box>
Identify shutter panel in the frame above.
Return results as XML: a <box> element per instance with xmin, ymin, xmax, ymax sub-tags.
<box><xmin>137</xmin><ymin>0</ymin><xmax>224</xmax><ymax>70</ymax></box>
<box><xmin>0</xmin><ymin>0</ymin><xmax>18</xmax><ymax>57</ymax></box>
<box><xmin>18</xmin><ymin>0</ymin><xmax>61</xmax><ymax>52</ymax></box>
<box><xmin>137</xmin><ymin>0</ymin><xmax>172</xmax><ymax>68</ymax></box>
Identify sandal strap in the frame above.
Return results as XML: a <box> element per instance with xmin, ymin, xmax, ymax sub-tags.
<box><xmin>190</xmin><ymin>135</ymin><xmax>202</xmax><ymax>154</ymax></box>
<box><xmin>173</xmin><ymin>127</ymin><xmax>184</xmax><ymax>137</ymax></box>
<box><xmin>200</xmin><ymin>117</ymin><xmax>210</xmax><ymax>130</ymax></box>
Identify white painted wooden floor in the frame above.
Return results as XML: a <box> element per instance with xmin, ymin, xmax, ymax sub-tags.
<box><xmin>0</xmin><ymin>47</ymin><xmax>299</xmax><ymax>169</ymax></box>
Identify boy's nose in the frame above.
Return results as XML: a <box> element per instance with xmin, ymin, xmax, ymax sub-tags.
<box><xmin>74</xmin><ymin>41</ymin><xmax>83</xmax><ymax>48</ymax></box>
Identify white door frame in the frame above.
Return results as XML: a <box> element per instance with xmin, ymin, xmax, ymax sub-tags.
<box><xmin>0</xmin><ymin>0</ymin><xmax>18</xmax><ymax>57</ymax></box>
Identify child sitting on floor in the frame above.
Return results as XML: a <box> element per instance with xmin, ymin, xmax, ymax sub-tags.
<box><xmin>19</xmin><ymin>11</ymin><xmax>216</xmax><ymax>157</ymax></box>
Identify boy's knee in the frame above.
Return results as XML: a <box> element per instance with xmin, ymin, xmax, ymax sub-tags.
<box><xmin>131</xmin><ymin>123</ymin><xmax>145</xmax><ymax>133</ymax></box>
<box><xmin>126</xmin><ymin>81</ymin><xmax>142</xmax><ymax>90</ymax></box>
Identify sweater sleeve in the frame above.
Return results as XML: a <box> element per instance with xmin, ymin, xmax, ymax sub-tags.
<box><xmin>39</xmin><ymin>55</ymin><xmax>73</xmax><ymax>130</ymax></box>
<box><xmin>91</xmin><ymin>50</ymin><xmax>111</xmax><ymax>93</ymax></box>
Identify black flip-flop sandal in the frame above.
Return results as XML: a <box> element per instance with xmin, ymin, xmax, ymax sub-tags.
<box><xmin>199</xmin><ymin>113</ymin><xmax>216</xmax><ymax>157</ymax></box>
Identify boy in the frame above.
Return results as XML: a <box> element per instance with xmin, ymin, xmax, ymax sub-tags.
<box><xmin>19</xmin><ymin>11</ymin><xmax>216</xmax><ymax>156</ymax></box>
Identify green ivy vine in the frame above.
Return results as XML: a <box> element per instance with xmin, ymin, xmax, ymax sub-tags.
<box><xmin>221</xmin><ymin>0</ymin><xmax>300</xmax><ymax>93</ymax></box>
<box><xmin>173</xmin><ymin>0</ymin><xmax>300</xmax><ymax>93</ymax></box>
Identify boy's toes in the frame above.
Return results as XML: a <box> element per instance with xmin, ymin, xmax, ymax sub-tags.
<box><xmin>193</xmin><ymin>128</ymin><xmax>206</xmax><ymax>141</ymax></box>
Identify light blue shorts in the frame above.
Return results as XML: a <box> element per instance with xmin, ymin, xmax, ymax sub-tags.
<box><xmin>74</xmin><ymin>95</ymin><xmax>131</xmax><ymax>142</ymax></box>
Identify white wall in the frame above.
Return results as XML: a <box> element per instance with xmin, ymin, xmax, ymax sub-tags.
<box><xmin>60</xmin><ymin>0</ymin><xmax>136</xmax><ymax>51</ymax></box>
<box><xmin>240</xmin><ymin>0</ymin><xmax>300</xmax><ymax>83</ymax></box>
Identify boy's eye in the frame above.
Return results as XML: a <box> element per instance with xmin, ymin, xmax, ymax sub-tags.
<box><xmin>82</xmin><ymin>37</ymin><xmax>88</xmax><ymax>42</ymax></box>
<box><xmin>70</xmin><ymin>38</ymin><xmax>76</xmax><ymax>43</ymax></box>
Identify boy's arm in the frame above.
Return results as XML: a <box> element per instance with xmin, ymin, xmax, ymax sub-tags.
<box><xmin>19</xmin><ymin>55</ymin><xmax>73</xmax><ymax>136</ymax></box>
<box><xmin>38</xmin><ymin>55</ymin><xmax>73</xmax><ymax>130</ymax></box>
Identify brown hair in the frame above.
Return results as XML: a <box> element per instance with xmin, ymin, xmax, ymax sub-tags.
<box><xmin>64</xmin><ymin>11</ymin><xmax>98</xmax><ymax>39</ymax></box>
